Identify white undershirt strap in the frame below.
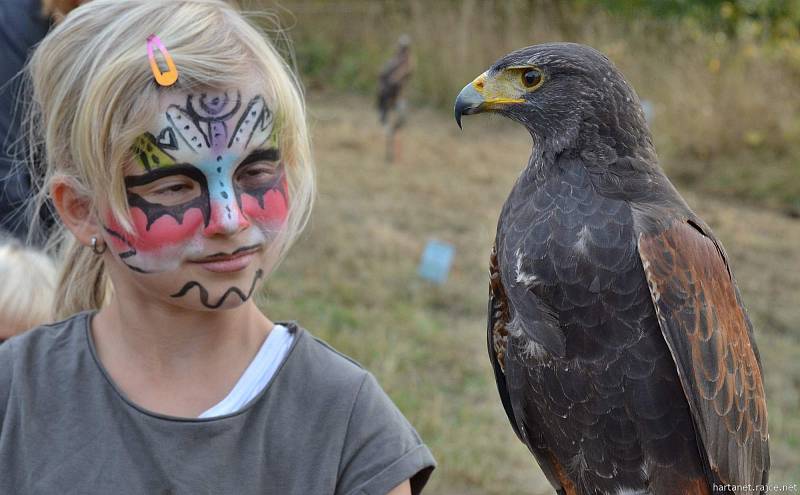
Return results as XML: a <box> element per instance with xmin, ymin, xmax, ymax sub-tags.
<box><xmin>198</xmin><ymin>324</ymin><xmax>294</xmax><ymax>418</ymax></box>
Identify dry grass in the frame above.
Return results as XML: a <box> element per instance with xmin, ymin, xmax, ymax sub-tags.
<box><xmin>247</xmin><ymin>0</ymin><xmax>800</xmax><ymax>213</ymax></box>
<box><xmin>258</xmin><ymin>94</ymin><xmax>800</xmax><ymax>493</ymax></box>
<box><xmin>259</xmin><ymin>2</ymin><xmax>800</xmax><ymax>148</ymax></box>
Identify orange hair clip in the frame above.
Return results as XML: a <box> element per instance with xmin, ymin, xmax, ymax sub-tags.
<box><xmin>146</xmin><ymin>34</ymin><xmax>178</xmax><ymax>87</ymax></box>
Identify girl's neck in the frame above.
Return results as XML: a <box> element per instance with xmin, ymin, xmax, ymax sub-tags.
<box><xmin>91</xmin><ymin>298</ymin><xmax>273</xmax><ymax>417</ymax></box>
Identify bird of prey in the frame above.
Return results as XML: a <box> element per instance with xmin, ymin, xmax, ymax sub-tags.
<box><xmin>454</xmin><ymin>43</ymin><xmax>769</xmax><ymax>495</ymax></box>
<box><xmin>377</xmin><ymin>34</ymin><xmax>413</xmax><ymax>163</ymax></box>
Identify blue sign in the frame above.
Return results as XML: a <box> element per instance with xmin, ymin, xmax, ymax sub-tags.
<box><xmin>418</xmin><ymin>240</ymin><xmax>455</xmax><ymax>284</ymax></box>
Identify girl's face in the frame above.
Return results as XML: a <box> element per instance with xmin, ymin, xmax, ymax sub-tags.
<box><xmin>102</xmin><ymin>86</ymin><xmax>288</xmax><ymax>310</ymax></box>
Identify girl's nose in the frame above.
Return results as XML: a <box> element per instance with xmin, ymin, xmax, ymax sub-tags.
<box><xmin>203</xmin><ymin>198</ymin><xmax>250</xmax><ymax>237</ymax></box>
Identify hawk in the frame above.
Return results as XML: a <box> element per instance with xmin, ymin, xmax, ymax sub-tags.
<box><xmin>454</xmin><ymin>43</ymin><xmax>769</xmax><ymax>495</ymax></box>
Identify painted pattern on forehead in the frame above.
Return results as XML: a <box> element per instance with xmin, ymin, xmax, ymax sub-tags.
<box><xmin>160</xmin><ymin>90</ymin><xmax>274</xmax><ymax>164</ymax></box>
<box><xmin>132</xmin><ymin>90</ymin><xmax>275</xmax><ymax>170</ymax></box>
<box><xmin>132</xmin><ymin>133</ymin><xmax>177</xmax><ymax>170</ymax></box>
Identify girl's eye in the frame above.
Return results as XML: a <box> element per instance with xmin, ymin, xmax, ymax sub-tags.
<box><xmin>236</xmin><ymin>162</ymin><xmax>279</xmax><ymax>189</ymax></box>
<box><xmin>522</xmin><ymin>69</ymin><xmax>543</xmax><ymax>88</ymax></box>
<box><xmin>156</xmin><ymin>183</ymin><xmax>190</xmax><ymax>194</ymax></box>
<box><xmin>127</xmin><ymin>176</ymin><xmax>202</xmax><ymax>207</ymax></box>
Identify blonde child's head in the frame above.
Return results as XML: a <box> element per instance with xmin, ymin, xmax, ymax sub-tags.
<box><xmin>0</xmin><ymin>238</ymin><xmax>57</xmax><ymax>340</ymax></box>
<box><xmin>27</xmin><ymin>0</ymin><xmax>314</xmax><ymax>318</ymax></box>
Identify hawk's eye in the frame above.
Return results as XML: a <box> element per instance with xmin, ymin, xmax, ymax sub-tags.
<box><xmin>522</xmin><ymin>69</ymin><xmax>543</xmax><ymax>88</ymax></box>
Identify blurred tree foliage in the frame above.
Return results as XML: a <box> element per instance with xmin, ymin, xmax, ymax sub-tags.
<box><xmin>265</xmin><ymin>0</ymin><xmax>800</xmax><ymax>95</ymax></box>
<box><xmin>591</xmin><ymin>0</ymin><xmax>800</xmax><ymax>40</ymax></box>
<box><xmin>253</xmin><ymin>0</ymin><xmax>799</xmax><ymax>212</ymax></box>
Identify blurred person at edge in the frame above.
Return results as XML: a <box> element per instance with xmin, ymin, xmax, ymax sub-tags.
<box><xmin>0</xmin><ymin>237</ymin><xmax>57</xmax><ymax>344</ymax></box>
<box><xmin>0</xmin><ymin>0</ymin><xmax>85</xmax><ymax>243</ymax></box>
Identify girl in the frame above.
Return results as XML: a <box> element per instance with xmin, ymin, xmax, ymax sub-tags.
<box><xmin>0</xmin><ymin>1</ymin><xmax>435</xmax><ymax>493</ymax></box>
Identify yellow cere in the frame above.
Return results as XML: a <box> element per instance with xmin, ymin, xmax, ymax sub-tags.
<box><xmin>132</xmin><ymin>133</ymin><xmax>177</xmax><ymax>170</ymax></box>
<box><xmin>471</xmin><ymin>67</ymin><xmax>542</xmax><ymax>108</ymax></box>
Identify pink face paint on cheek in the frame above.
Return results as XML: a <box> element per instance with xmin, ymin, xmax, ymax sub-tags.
<box><xmin>132</xmin><ymin>208</ymin><xmax>206</xmax><ymax>250</ymax></box>
<box><xmin>120</xmin><ymin>208</ymin><xmax>206</xmax><ymax>252</ymax></box>
<box><xmin>241</xmin><ymin>188</ymin><xmax>288</xmax><ymax>227</ymax></box>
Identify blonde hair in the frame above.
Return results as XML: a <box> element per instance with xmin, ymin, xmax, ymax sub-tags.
<box><xmin>25</xmin><ymin>0</ymin><xmax>315</xmax><ymax>319</ymax></box>
<box><xmin>0</xmin><ymin>238</ymin><xmax>58</xmax><ymax>338</ymax></box>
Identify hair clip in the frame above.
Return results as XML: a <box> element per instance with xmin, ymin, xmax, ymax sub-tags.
<box><xmin>146</xmin><ymin>34</ymin><xmax>178</xmax><ymax>87</ymax></box>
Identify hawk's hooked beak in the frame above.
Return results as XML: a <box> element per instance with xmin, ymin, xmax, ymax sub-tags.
<box><xmin>454</xmin><ymin>72</ymin><xmax>525</xmax><ymax>129</ymax></box>
<box><xmin>454</xmin><ymin>82</ymin><xmax>484</xmax><ymax>129</ymax></box>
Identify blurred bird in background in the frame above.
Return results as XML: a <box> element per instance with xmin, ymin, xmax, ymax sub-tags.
<box><xmin>455</xmin><ymin>43</ymin><xmax>769</xmax><ymax>495</ymax></box>
<box><xmin>377</xmin><ymin>34</ymin><xmax>412</xmax><ymax>163</ymax></box>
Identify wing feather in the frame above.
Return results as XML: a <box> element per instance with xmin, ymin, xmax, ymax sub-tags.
<box><xmin>637</xmin><ymin>219</ymin><xmax>769</xmax><ymax>488</ymax></box>
<box><xmin>487</xmin><ymin>244</ymin><xmax>518</xmax><ymax>437</ymax></box>
<box><xmin>488</xmin><ymin>243</ymin><xmax>567</xmax><ymax>494</ymax></box>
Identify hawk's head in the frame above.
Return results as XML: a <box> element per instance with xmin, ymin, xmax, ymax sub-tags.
<box><xmin>455</xmin><ymin>43</ymin><xmax>654</xmax><ymax>163</ymax></box>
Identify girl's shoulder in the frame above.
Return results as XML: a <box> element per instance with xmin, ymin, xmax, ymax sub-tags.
<box><xmin>0</xmin><ymin>311</ymin><xmax>89</xmax><ymax>364</ymax></box>
<box><xmin>0</xmin><ymin>312</ymin><xmax>90</xmax><ymax>423</ymax></box>
<box><xmin>277</xmin><ymin>323</ymin><xmax>436</xmax><ymax>493</ymax></box>
<box><xmin>279</xmin><ymin>322</ymin><xmax>371</xmax><ymax>390</ymax></box>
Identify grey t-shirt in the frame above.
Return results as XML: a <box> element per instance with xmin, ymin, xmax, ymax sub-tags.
<box><xmin>0</xmin><ymin>312</ymin><xmax>435</xmax><ymax>494</ymax></box>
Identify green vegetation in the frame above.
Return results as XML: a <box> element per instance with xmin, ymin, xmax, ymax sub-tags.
<box><xmin>594</xmin><ymin>0</ymin><xmax>800</xmax><ymax>40</ymax></box>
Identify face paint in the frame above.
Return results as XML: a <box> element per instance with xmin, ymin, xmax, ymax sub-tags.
<box><xmin>170</xmin><ymin>269</ymin><xmax>264</xmax><ymax>309</ymax></box>
<box><xmin>106</xmin><ymin>89</ymin><xmax>288</xmax><ymax>274</ymax></box>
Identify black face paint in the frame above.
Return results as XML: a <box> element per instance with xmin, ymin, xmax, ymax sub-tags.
<box><xmin>239</xmin><ymin>148</ymin><xmax>280</xmax><ymax>166</ymax></box>
<box><xmin>103</xmin><ymin>226</ymin><xmax>137</xmax><ymax>260</ymax></box>
<box><xmin>233</xmin><ymin>148</ymin><xmax>287</xmax><ymax>210</ymax></box>
<box><xmin>103</xmin><ymin>225</ymin><xmax>153</xmax><ymax>273</ymax></box>
<box><xmin>229</xmin><ymin>96</ymin><xmax>271</xmax><ymax>149</ymax></box>
<box><xmin>201</xmin><ymin>243</ymin><xmax>262</xmax><ymax>260</ymax></box>
<box><xmin>124</xmin><ymin>164</ymin><xmax>212</xmax><ymax>230</ymax></box>
<box><xmin>169</xmin><ymin>269</ymin><xmax>264</xmax><ymax>309</ymax></box>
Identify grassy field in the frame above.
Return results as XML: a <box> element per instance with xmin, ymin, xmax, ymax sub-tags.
<box><xmin>253</xmin><ymin>0</ymin><xmax>800</xmax><ymax>215</ymax></box>
<box><xmin>258</xmin><ymin>94</ymin><xmax>800</xmax><ymax>494</ymax></box>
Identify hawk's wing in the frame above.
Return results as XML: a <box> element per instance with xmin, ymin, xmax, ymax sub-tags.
<box><xmin>637</xmin><ymin>218</ymin><xmax>769</xmax><ymax>488</ymax></box>
<box><xmin>488</xmin><ymin>244</ymin><xmax>569</xmax><ymax>494</ymax></box>
<box><xmin>487</xmin><ymin>245</ymin><xmax>519</xmax><ymax>438</ymax></box>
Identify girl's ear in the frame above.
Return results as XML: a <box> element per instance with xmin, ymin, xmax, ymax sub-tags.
<box><xmin>51</xmin><ymin>179</ymin><xmax>99</xmax><ymax>246</ymax></box>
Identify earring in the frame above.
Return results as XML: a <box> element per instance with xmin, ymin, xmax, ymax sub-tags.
<box><xmin>91</xmin><ymin>236</ymin><xmax>107</xmax><ymax>255</ymax></box>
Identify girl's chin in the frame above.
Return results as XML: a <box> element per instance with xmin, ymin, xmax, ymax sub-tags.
<box><xmin>167</xmin><ymin>267</ymin><xmax>265</xmax><ymax>310</ymax></box>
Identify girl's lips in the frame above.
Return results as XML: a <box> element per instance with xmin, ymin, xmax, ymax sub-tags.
<box><xmin>191</xmin><ymin>248</ymin><xmax>258</xmax><ymax>273</ymax></box>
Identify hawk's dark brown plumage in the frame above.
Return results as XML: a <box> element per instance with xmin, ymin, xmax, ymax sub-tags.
<box><xmin>455</xmin><ymin>43</ymin><xmax>768</xmax><ymax>495</ymax></box>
